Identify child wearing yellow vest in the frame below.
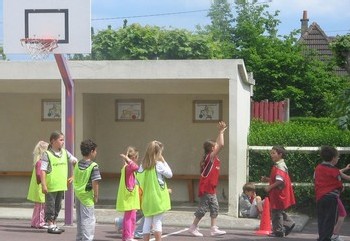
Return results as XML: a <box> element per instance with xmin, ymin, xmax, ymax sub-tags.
<box><xmin>41</xmin><ymin>130</ymin><xmax>78</xmax><ymax>234</ymax></box>
<box><xmin>73</xmin><ymin>139</ymin><xmax>101</xmax><ymax>241</ymax></box>
<box><xmin>116</xmin><ymin>146</ymin><xmax>140</xmax><ymax>241</ymax></box>
<box><xmin>27</xmin><ymin>140</ymin><xmax>49</xmax><ymax>229</ymax></box>
<box><xmin>137</xmin><ymin>140</ymin><xmax>173</xmax><ymax>241</ymax></box>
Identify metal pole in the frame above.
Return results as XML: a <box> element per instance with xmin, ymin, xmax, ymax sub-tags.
<box><xmin>54</xmin><ymin>54</ymin><xmax>75</xmax><ymax>225</ymax></box>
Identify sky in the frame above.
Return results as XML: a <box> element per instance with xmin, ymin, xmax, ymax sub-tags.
<box><xmin>0</xmin><ymin>0</ymin><xmax>349</xmax><ymax>60</ymax></box>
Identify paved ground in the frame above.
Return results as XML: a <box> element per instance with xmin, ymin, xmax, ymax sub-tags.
<box><xmin>0</xmin><ymin>202</ymin><xmax>349</xmax><ymax>240</ymax></box>
<box><xmin>1</xmin><ymin>218</ymin><xmax>350</xmax><ymax>241</ymax></box>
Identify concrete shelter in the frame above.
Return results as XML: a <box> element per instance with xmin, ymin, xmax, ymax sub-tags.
<box><xmin>0</xmin><ymin>59</ymin><xmax>254</xmax><ymax>217</ymax></box>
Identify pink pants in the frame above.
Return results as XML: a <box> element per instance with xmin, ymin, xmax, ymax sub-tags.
<box><xmin>122</xmin><ymin>210</ymin><xmax>136</xmax><ymax>240</ymax></box>
<box><xmin>31</xmin><ymin>203</ymin><xmax>45</xmax><ymax>228</ymax></box>
<box><xmin>338</xmin><ymin>197</ymin><xmax>347</xmax><ymax>217</ymax></box>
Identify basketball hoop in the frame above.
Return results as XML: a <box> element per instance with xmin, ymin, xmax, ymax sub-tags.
<box><xmin>20</xmin><ymin>38</ymin><xmax>58</xmax><ymax>60</ymax></box>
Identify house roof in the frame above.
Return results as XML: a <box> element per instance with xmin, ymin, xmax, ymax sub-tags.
<box><xmin>299</xmin><ymin>21</ymin><xmax>348</xmax><ymax>76</ymax></box>
<box><xmin>300</xmin><ymin>22</ymin><xmax>333</xmax><ymax>58</ymax></box>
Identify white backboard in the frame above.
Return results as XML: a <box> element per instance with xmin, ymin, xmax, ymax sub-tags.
<box><xmin>3</xmin><ymin>0</ymin><xmax>91</xmax><ymax>54</ymax></box>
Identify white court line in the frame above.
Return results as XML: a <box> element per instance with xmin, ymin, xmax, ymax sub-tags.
<box><xmin>149</xmin><ymin>228</ymin><xmax>189</xmax><ymax>241</ymax></box>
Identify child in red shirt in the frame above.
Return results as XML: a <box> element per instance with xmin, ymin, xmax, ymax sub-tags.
<box><xmin>188</xmin><ymin>121</ymin><xmax>227</xmax><ymax>237</ymax></box>
<box><xmin>314</xmin><ymin>146</ymin><xmax>343</xmax><ymax>241</ymax></box>
<box><xmin>261</xmin><ymin>146</ymin><xmax>295</xmax><ymax>237</ymax></box>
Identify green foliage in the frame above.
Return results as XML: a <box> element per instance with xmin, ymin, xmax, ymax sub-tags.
<box><xmin>207</xmin><ymin>0</ymin><xmax>234</xmax><ymax>41</ymax></box>
<box><xmin>71</xmin><ymin>0</ymin><xmax>348</xmax><ymax>119</ymax></box>
<box><xmin>248</xmin><ymin>119</ymin><xmax>350</xmax><ymax>214</ymax></box>
<box><xmin>330</xmin><ymin>33</ymin><xmax>350</xmax><ymax>73</ymax></box>
<box><xmin>231</xmin><ymin>1</ymin><xmax>347</xmax><ymax>117</ymax></box>
<box><xmin>80</xmin><ymin>24</ymin><xmax>225</xmax><ymax>60</ymax></box>
<box><xmin>248</xmin><ymin>119</ymin><xmax>350</xmax><ymax>147</ymax></box>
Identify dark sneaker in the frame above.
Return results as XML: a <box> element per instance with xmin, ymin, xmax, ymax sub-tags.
<box><xmin>47</xmin><ymin>227</ymin><xmax>63</xmax><ymax>234</ymax></box>
<box><xmin>56</xmin><ymin>226</ymin><xmax>65</xmax><ymax>232</ymax></box>
<box><xmin>268</xmin><ymin>232</ymin><xmax>285</xmax><ymax>237</ymax></box>
<box><xmin>284</xmin><ymin>223</ymin><xmax>295</xmax><ymax>236</ymax></box>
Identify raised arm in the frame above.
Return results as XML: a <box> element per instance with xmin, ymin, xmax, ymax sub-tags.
<box><xmin>211</xmin><ymin>121</ymin><xmax>227</xmax><ymax>158</ymax></box>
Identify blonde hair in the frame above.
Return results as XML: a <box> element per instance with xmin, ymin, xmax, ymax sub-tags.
<box><xmin>126</xmin><ymin>146</ymin><xmax>139</xmax><ymax>160</ymax></box>
<box><xmin>32</xmin><ymin>141</ymin><xmax>49</xmax><ymax>165</ymax></box>
<box><xmin>142</xmin><ymin>140</ymin><xmax>164</xmax><ymax>170</ymax></box>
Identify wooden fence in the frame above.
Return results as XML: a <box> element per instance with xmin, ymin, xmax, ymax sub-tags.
<box><xmin>251</xmin><ymin>99</ymin><xmax>290</xmax><ymax>122</ymax></box>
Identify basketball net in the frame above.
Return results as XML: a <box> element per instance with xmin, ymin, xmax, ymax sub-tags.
<box><xmin>20</xmin><ymin>38</ymin><xmax>58</xmax><ymax>60</ymax></box>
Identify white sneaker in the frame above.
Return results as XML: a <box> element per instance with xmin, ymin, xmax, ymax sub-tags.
<box><xmin>114</xmin><ymin>217</ymin><xmax>122</xmax><ymax>233</ymax></box>
<box><xmin>210</xmin><ymin>226</ymin><xmax>226</xmax><ymax>236</ymax></box>
<box><xmin>188</xmin><ymin>224</ymin><xmax>203</xmax><ymax>237</ymax></box>
<box><xmin>331</xmin><ymin>234</ymin><xmax>344</xmax><ymax>241</ymax></box>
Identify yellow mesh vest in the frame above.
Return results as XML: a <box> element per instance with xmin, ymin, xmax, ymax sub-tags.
<box><xmin>73</xmin><ymin>161</ymin><xmax>97</xmax><ymax>207</ymax></box>
<box><xmin>27</xmin><ymin>167</ymin><xmax>45</xmax><ymax>203</ymax></box>
<box><xmin>116</xmin><ymin>165</ymin><xmax>140</xmax><ymax>211</ymax></box>
<box><xmin>137</xmin><ymin>167</ymin><xmax>171</xmax><ymax>217</ymax></box>
<box><xmin>46</xmin><ymin>149</ymin><xmax>68</xmax><ymax>192</ymax></box>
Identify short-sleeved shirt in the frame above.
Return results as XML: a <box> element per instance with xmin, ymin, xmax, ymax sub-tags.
<box><xmin>41</xmin><ymin>148</ymin><xmax>77</xmax><ymax>173</ymax></box>
<box><xmin>77</xmin><ymin>159</ymin><xmax>101</xmax><ymax>183</ymax></box>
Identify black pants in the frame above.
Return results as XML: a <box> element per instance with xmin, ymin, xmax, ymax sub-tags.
<box><xmin>317</xmin><ymin>195</ymin><xmax>338</xmax><ymax>241</ymax></box>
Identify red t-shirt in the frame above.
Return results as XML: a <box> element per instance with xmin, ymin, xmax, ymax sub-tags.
<box><xmin>269</xmin><ymin>165</ymin><xmax>296</xmax><ymax>210</ymax></box>
<box><xmin>314</xmin><ymin>163</ymin><xmax>342</xmax><ymax>201</ymax></box>
<box><xmin>198</xmin><ymin>154</ymin><xmax>220</xmax><ymax>197</ymax></box>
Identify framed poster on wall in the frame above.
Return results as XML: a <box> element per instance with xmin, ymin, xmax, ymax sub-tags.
<box><xmin>193</xmin><ymin>100</ymin><xmax>222</xmax><ymax>123</ymax></box>
<box><xmin>115</xmin><ymin>99</ymin><xmax>144</xmax><ymax>121</ymax></box>
<box><xmin>41</xmin><ymin>99</ymin><xmax>61</xmax><ymax>121</ymax></box>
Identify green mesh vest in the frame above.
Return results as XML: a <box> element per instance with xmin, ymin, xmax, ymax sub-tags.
<box><xmin>116</xmin><ymin>165</ymin><xmax>140</xmax><ymax>211</ymax></box>
<box><xmin>46</xmin><ymin>149</ymin><xmax>68</xmax><ymax>192</ymax></box>
<box><xmin>137</xmin><ymin>167</ymin><xmax>171</xmax><ymax>217</ymax></box>
<box><xmin>73</xmin><ymin>161</ymin><xmax>98</xmax><ymax>207</ymax></box>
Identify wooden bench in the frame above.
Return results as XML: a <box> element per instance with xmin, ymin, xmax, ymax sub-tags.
<box><xmin>0</xmin><ymin>171</ymin><xmax>228</xmax><ymax>203</ymax></box>
<box><xmin>101</xmin><ymin>173</ymin><xmax>228</xmax><ymax>203</ymax></box>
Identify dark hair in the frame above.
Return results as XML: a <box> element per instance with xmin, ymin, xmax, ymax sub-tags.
<box><xmin>80</xmin><ymin>139</ymin><xmax>98</xmax><ymax>156</ymax></box>
<box><xmin>320</xmin><ymin>145</ymin><xmax>338</xmax><ymax>162</ymax></box>
<box><xmin>200</xmin><ymin>140</ymin><xmax>216</xmax><ymax>172</ymax></box>
<box><xmin>48</xmin><ymin>130</ymin><xmax>64</xmax><ymax>149</ymax></box>
<box><xmin>243</xmin><ymin>182</ymin><xmax>256</xmax><ymax>192</ymax></box>
<box><xmin>272</xmin><ymin>145</ymin><xmax>287</xmax><ymax>158</ymax></box>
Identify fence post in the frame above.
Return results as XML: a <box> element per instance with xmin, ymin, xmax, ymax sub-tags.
<box><xmin>284</xmin><ymin>98</ymin><xmax>290</xmax><ymax>121</ymax></box>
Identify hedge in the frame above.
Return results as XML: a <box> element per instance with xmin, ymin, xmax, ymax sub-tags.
<box><xmin>248</xmin><ymin>118</ymin><xmax>350</xmax><ymax>214</ymax></box>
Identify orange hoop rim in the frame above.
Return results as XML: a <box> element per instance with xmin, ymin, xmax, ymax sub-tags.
<box><xmin>20</xmin><ymin>38</ymin><xmax>59</xmax><ymax>60</ymax></box>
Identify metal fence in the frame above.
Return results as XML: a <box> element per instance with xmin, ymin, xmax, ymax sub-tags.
<box><xmin>247</xmin><ymin>145</ymin><xmax>350</xmax><ymax>186</ymax></box>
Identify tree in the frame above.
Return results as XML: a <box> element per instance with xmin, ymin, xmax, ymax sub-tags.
<box><xmin>330</xmin><ymin>34</ymin><xmax>350</xmax><ymax>130</ymax></box>
<box><xmin>77</xmin><ymin>24</ymin><xmax>224</xmax><ymax>60</ymax></box>
<box><xmin>330</xmin><ymin>34</ymin><xmax>350</xmax><ymax>73</ymax></box>
<box><xmin>71</xmin><ymin>0</ymin><xmax>347</xmax><ymax>118</ymax></box>
<box><xmin>198</xmin><ymin>0</ymin><xmax>235</xmax><ymax>58</ymax></box>
<box><xmin>230</xmin><ymin>0</ymin><xmax>346</xmax><ymax>117</ymax></box>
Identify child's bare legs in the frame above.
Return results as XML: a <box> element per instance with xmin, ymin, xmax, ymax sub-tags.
<box><xmin>142</xmin><ymin>232</ymin><xmax>162</xmax><ymax>241</ymax></box>
<box><xmin>192</xmin><ymin>216</ymin><xmax>201</xmax><ymax>226</ymax></box>
<box><xmin>333</xmin><ymin>198</ymin><xmax>347</xmax><ymax>237</ymax></box>
<box><xmin>143</xmin><ymin>233</ymin><xmax>150</xmax><ymax>241</ymax></box>
<box><xmin>210</xmin><ymin>217</ymin><xmax>216</xmax><ymax>227</ymax></box>
<box><xmin>210</xmin><ymin>216</ymin><xmax>226</xmax><ymax>236</ymax></box>
<box><xmin>333</xmin><ymin>216</ymin><xmax>344</xmax><ymax>235</ymax></box>
<box><xmin>153</xmin><ymin>231</ymin><xmax>162</xmax><ymax>241</ymax></box>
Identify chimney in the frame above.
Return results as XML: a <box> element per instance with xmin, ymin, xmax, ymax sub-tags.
<box><xmin>300</xmin><ymin>10</ymin><xmax>309</xmax><ymax>36</ymax></box>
